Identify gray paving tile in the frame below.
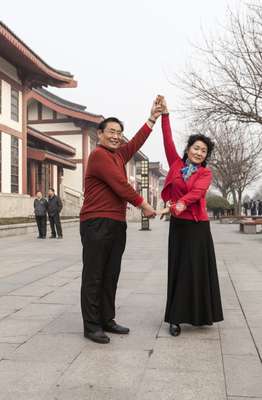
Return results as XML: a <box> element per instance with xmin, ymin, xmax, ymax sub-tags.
<box><xmin>224</xmin><ymin>354</ymin><xmax>262</xmax><ymax>397</ymax></box>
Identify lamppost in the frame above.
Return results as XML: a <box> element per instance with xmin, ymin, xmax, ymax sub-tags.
<box><xmin>140</xmin><ymin>159</ymin><xmax>150</xmax><ymax>230</ymax></box>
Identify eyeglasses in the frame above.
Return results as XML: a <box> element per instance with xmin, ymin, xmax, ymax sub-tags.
<box><xmin>104</xmin><ymin>128</ymin><xmax>123</xmax><ymax>136</ymax></box>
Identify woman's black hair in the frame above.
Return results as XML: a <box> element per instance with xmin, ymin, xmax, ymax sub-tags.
<box><xmin>182</xmin><ymin>134</ymin><xmax>215</xmax><ymax>167</ymax></box>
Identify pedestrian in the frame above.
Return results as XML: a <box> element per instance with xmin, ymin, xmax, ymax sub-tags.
<box><xmin>34</xmin><ymin>191</ymin><xmax>48</xmax><ymax>239</ymax></box>
<box><xmin>258</xmin><ymin>200</ymin><xmax>262</xmax><ymax>216</ymax></box>
<box><xmin>250</xmin><ymin>199</ymin><xmax>257</xmax><ymax>216</ymax></box>
<box><xmin>159</xmin><ymin>97</ymin><xmax>224</xmax><ymax>337</ymax></box>
<box><xmin>243</xmin><ymin>201</ymin><xmax>249</xmax><ymax>216</ymax></box>
<box><xmin>80</xmin><ymin>97</ymin><xmax>162</xmax><ymax>344</ymax></box>
<box><xmin>47</xmin><ymin>188</ymin><xmax>63</xmax><ymax>239</ymax></box>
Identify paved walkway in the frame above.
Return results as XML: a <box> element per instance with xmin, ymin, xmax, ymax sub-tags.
<box><xmin>0</xmin><ymin>219</ymin><xmax>262</xmax><ymax>400</ymax></box>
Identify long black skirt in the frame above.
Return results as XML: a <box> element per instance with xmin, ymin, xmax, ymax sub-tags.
<box><xmin>165</xmin><ymin>217</ymin><xmax>224</xmax><ymax>326</ymax></box>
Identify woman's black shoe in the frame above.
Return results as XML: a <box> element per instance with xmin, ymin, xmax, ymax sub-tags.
<box><xmin>169</xmin><ymin>324</ymin><xmax>181</xmax><ymax>337</ymax></box>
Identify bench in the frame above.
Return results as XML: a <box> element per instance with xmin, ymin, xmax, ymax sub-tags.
<box><xmin>239</xmin><ymin>219</ymin><xmax>262</xmax><ymax>234</ymax></box>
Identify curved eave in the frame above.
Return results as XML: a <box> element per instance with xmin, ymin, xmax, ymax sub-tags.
<box><xmin>27</xmin><ymin>148</ymin><xmax>76</xmax><ymax>170</ymax></box>
<box><xmin>0</xmin><ymin>22</ymin><xmax>77</xmax><ymax>88</ymax></box>
<box><xmin>29</xmin><ymin>90</ymin><xmax>104</xmax><ymax>124</ymax></box>
<box><xmin>28</xmin><ymin>127</ymin><xmax>76</xmax><ymax>156</ymax></box>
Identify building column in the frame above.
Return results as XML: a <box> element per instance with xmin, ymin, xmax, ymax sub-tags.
<box><xmin>30</xmin><ymin>160</ymin><xmax>36</xmax><ymax>197</ymax></box>
<box><xmin>22</xmin><ymin>89</ymin><xmax>31</xmax><ymax>194</ymax></box>
<box><xmin>82</xmin><ymin>127</ymin><xmax>90</xmax><ymax>191</ymax></box>
<box><xmin>57</xmin><ymin>166</ymin><xmax>63</xmax><ymax>196</ymax></box>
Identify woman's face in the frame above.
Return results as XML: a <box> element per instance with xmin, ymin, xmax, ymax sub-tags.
<box><xmin>187</xmin><ymin>140</ymin><xmax>208</xmax><ymax>165</ymax></box>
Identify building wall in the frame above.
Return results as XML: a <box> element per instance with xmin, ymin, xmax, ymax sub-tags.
<box><xmin>63</xmin><ymin>163</ymin><xmax>82</xmax><ymax>193</ymax></box>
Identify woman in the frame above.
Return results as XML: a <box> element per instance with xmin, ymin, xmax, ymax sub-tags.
<box><xmin>159</xmin><ymin>98</ymin><xmax>223</xmax><ymax>337</ymax></box>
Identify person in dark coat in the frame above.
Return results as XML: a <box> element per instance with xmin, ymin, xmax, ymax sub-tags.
<box><xmin>34</xmin><ymin>191</ymin><xmax>48</xmax><ymax>239</ymax></box>
<box><xmin>47</xmin><ymin>188</ymin><xmax>63</xmax><ymax>239</ymax></box>
<box><xmin>250</xmin><ymin>199</ymin><xmax>257</xmax><ymax>216</ymax></box>
<box><xmin>159</xmin><ymin>97</ymin><xmax>223</xmax><ymax>337</ymax></box>
<box><xmin>258</xmin><ymin>200</ymin><xmax>262</xmax><ymax>216</ymax></box>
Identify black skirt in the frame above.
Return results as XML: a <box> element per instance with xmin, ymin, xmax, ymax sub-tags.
<box><xmin>165</xmin><ymin>216</ymin><xmax>224</xmax><ymax>326</ymax></box>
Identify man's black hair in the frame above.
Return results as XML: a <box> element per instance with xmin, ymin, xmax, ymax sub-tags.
<box><xmin>98</xmin><ymin>117</ymin><xmax>124</xmax><ymax>133</ymax></box>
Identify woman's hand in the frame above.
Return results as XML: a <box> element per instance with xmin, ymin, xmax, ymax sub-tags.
<box><xmin>158</xmin><ymin>206</ymin><xmax>170</xmax><ymax>220</ymax></box>
<box><xmin>173</xmin><ymin>201</ymin><xmax>186</xmax><ymax>215</ymax></box>
<box><xmin>159</xmin><ymin>96</ymin><xmax>168</xmax><ymax>114</ymax></box>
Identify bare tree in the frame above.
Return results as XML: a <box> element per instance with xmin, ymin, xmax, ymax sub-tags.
<box><xmin>179</xmin><ymin>2</ymin><xmax>262</xmax><ymax>126</ymax></box>
<box><xmin>198</xmin><ymin>122</ymin><xmax>262</xmax><ymax>214</ymax></box>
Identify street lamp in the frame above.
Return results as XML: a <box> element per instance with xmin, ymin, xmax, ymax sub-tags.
<box><xmin>140</xmin><ymin>159</ymin><xmax>150</xmax><ymax>231</ymax></box>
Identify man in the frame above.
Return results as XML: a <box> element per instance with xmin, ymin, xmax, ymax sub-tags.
<box><xmin>34</xmin><ymin>191</ymin><xmax>48</xmax><ymax>239</ymax></box>
<box><xmin>47</xmin><ymin>188</ymin><xmax>63</xmax><ymax>239</ymax></box>
<box><xmin>80</xmin><ymin>98</ymin><xmax>162</xmax><ymax>344</ymax></box>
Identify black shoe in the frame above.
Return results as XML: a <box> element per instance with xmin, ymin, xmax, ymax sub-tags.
<box><xmin>57</xmin><ymin>236</ymin><xmax>63</xmax><ymax>239</ymax></box>
<box><xmin>84</xmin><ymin>329</ymin><xmax>110</xmax><ymax>344</ymax></box>
<box><xmin>103</xmin><ymin>320</ymin><xmax>130</xmax><ymax>334</ymax></box>
<box><xmin>169</xmin><ymin>324</ymin><xmax>181</xmax><ymax>337</ymax></box>
<box><xmin>37</xmin><ymin>236</ymin><xmax>42</xmax><ymax>239</ymax></box>
<box><xmin>49</xmin><ymin>235</ymin><xmax>56</xmax><ymax>239</ymax></box>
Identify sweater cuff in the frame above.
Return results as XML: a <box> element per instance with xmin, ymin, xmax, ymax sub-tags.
<box><xmin>133</xmin><ymin>195</ymin><xmax>144</xmax><ymax>208</ymax></box>
<box><xmin>143</xmin><ymin>123</ymin><xmax>153</xmax><ymax>134</ymax></box>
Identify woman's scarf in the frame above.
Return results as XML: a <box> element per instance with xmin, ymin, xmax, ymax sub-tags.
<box><xmin>181</xmin><ymin>159</ymin><xmax>199</xmax><ymax>181</ymax></box>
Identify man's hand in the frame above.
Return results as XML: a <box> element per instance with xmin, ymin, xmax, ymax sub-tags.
<box><xmin>140</xmin><ymin>201</ymin><xmax>156</xmax><ymax>218</ymax></box>
<box><xmin>149</xmin><ymin>95</ymin><xmax>165</xmax><ymax>124</ymax></box>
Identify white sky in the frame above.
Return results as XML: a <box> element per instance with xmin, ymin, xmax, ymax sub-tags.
<box><xmin>1</xmin><ymin>0</ymin><xmax>240</xmax><ymax>169</ymax></box>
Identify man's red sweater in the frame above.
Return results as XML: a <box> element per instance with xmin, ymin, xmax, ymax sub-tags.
<box><xmin>80</xmin><ymin>123</ymin><xmax>152</xmax><ymax>222</ymax></box>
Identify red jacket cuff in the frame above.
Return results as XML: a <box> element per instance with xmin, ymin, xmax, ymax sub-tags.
<box><xmin>133</xmin><ymin>196</ymin><xmax>144</xmax><ymax>208</ymax></box>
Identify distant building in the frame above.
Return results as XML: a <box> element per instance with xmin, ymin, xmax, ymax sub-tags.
<box><xmin>0</xmin><ymin>21</ymin><xmax>166</xmax><ymax>219</ymax></box>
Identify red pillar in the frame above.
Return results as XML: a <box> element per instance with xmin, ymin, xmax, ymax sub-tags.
<box><xmin>30</xmin><ymin>161</ymin><xmax>36</xmax><ymax>197</ymax></box>
<box><xmin>22</xmin><ymin>89</ymin><xmax>31</xmax><ymax>194</ymax></box>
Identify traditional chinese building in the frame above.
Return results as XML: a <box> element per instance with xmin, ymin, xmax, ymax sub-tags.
<box><xmin>0</xmin><ymin>21</ymin><xmax>165</xmax><ymax>220</ymax></box>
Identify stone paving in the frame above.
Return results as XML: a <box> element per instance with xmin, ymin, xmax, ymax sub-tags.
<box><xmin>0</xmin><ymin>219</ymin><xmax>262</xmax><ymax>399</ymax></box>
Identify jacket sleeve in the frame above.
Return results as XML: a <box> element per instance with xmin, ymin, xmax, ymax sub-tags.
<box><xmin>162</xmin><ymin>114</ymin><xmax>180</xmax><ymax>167</ymax></box>
<box><xmin>179</xmin><ymin>169</ymin><xmax>212</xmax><ymax>206</ymax></box>
<box><xmin>90</xmin><ymin>151</ymin><xmax>144</xmax><ymax>207</ymax></box>
<box><xmin>57</xmin><ymin>196</ymin><xmax>63</xmax><ymax>213</ymax></box>
<box><xmin>118</xmin><ymin>123</ymin><xmax>152</xmax><ymax>164</ymax></box>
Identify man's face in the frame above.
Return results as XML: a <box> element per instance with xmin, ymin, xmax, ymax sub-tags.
<box><xmin>98</xmin><ymin>122</ymin><xmax>123</xmax><ymax>151</ymax></box>
<box><xmin>48</xmin><ymin>190</ymin><xmax>54</xmax><ymax>197</ymax></box>
<box><xmin>36</xmin><ymin>191</ymin><xmax>42</xmax><ymax>199</ymax></box>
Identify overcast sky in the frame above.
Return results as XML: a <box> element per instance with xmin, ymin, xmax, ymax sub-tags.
<box><xmin>1</xmin><ymin>0</ymin><xmax>240</xmax><ymax>169</ymax></box>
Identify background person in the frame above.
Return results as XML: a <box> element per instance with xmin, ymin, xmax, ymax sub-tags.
<box><xmin>159</xmin><ymin>97</ymin><xmax>224</xmax><ymax>337</ymax></box>
<box><xmin>47</xmin><ymin>188</ymin><xmax>63</xmax><ymax>239</ymax></box>
<box><xmin>34</xmin><ymin>191</ymin><xmax>48</xmax><ymax>239</ymax></box>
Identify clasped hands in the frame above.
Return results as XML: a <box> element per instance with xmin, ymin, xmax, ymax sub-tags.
<box><xmin>141</xmin><ymin>201</ymin><xmax>186</xmax><ymax>219</ymax></box>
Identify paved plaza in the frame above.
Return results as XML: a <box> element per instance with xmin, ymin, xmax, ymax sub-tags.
<box><xmin>0</xmin><ymin>219</ymin><xmax>262</xmax><ymax>399</ymax></box>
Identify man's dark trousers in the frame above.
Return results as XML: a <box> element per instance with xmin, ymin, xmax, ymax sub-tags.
<box><xmin>49</xmin><ymin>213</ymin><xmax>62</xmax><ymax>237</ymax></box>
<box><xmin>80</xmin><ymin>218</ymin><xmax>127</xmax><ymax>331</ymax></box>
<box><xmin>36</xmin><ymin>215</ymin><xmax>47</xmax><ymax>237</ymax></box>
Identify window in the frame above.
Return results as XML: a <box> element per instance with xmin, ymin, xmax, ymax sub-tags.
<box><xmin>11</xmin><ymin>88</ymin><xmax>19</xmax><ymax>122</ymax></box>
<box><xmin>11</xmin><ymin>136</ymin><xmax>19</xmax><ymax>193</ymax></box>
<box><xmin>0</xmin><ymin>132</ymin><xmax>2</xmax><ymax>192</ymax></box>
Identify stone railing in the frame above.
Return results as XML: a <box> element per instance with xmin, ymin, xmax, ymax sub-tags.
<box><xmin>60</xmin><ymin>185</ymin><xmax>83</xmax><ymax>217</ymax></box>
